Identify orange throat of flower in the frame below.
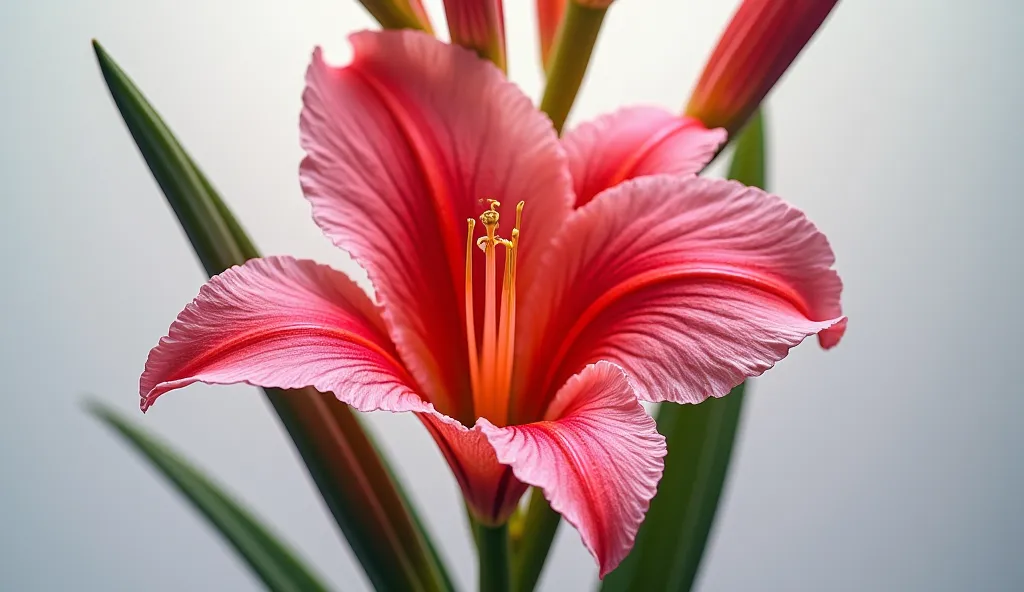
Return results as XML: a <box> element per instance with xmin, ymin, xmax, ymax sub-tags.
<box><xmin>465</xmin><ymin>199</ymin><xmax>523</xmax><ymax>427</ymax></box>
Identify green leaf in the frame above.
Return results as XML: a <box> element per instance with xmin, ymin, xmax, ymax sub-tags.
<box><xmin>92</xmin><ymin>40</ymin><xmax>251</xmax><ymax>274</ymax></box>
<box><xmin>511</xmin><ymin>490</ymin><xmax>561</xmax><ymax>592</ymax></box>
<box><xmin>600</xmin><ymin>110</ymin><xmax>767</xmax><ymax>592</ymax></box>
<box><xmin>86</xmin><ymin>400</ymin><xmax>331</xmax><ymax>592</ymax></box>
<box><xmin>93</xmin><ymin>41</ymin><xmax>452</xmax><ymax>591</ymax></box>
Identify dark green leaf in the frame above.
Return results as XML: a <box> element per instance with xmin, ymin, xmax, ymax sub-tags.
<box><xmin>92</xmin><ymin>40</ymin><xmax>251</xmax><ymax>274</ymax></box>
<box><xmin>601</xmin><ymin>110</ymin><xmax>766</xmax><ymax>592</ymax></box>
<box><xmin>93</xmin><ymin>41</ymin><xmax>452</xmax><ymax>591</ymax></box>
<box><xmin>87</xmin><ymin>399</ymin><xmax>331</xmax><ymax>592</ymax></box>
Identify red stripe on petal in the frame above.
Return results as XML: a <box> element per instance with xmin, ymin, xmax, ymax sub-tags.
<box><xmin>300</xmin><ymin>31</ymin><xmax>572</xmax><ymax>423</ymax></box>
<box><xmin>140</xmin><ymin>257</ymin><xmax>430</xmax><ymax>414</ymax></box>
<box><xmin>515</xmin><ymin>175</ymin><xmax>844</xmax><ymax>418</ymax></box>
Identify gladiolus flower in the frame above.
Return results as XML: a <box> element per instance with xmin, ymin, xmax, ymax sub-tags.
<box><xmin>686</xmin><ymin>0</ymin><xmax>840</xmax><ymax>136</ymax></box>
<box><xmin>140</xmin><ymin>31</ymin><xmax>844</xmax><ymax>576</ymax></box>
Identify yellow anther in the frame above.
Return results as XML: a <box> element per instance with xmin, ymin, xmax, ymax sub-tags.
<box><xmin>464</xmin><ymin>199</ymin><xmax>525</xmax><ymax>427</ymax></box>
<box><xmin>480</xmin><ymin>209</ymin><xmax>499</xmax><ymax>227</ymax></box>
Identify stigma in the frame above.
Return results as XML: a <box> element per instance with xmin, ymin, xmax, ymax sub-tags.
<box><xmin>465</xmin><ymin>199</ymin><xmax>523</xmax><ymax>426</ymax></box>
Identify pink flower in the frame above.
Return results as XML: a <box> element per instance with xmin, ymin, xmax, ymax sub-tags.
<box><xmin>140</xmin><ymin>31</ymin><xmax>844</xmax><ymax>576</ymax></box>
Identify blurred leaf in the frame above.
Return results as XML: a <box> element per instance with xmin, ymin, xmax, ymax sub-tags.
<box><xmin>93</xmin><ymin>40</ymin><xmax>452</xmax><ymax>591</ymax></box>
<box><xmin>600</xmin><ymin>110</ymin><xmax>766</xmax><ymax>592</ymax></box>
<box><xmin>511</xmin><ymin>490</ymin><xmax>561</xmax><ymax>592</ymax></box>
<box><xmin>86</xmin><ymin>400</ymin><xmax>331</xmax><ymax>592</ymax></box>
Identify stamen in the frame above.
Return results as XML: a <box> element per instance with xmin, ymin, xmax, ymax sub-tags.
<box><xmin>480</xmin><ymin>200</ymin><xmax>500</xmax><ymax>421</ymax></box>
<box><xmin>496</xmin><ymin>203</ymin><xmax>523</xmax><ymax>405</ymax></box>
<box><xmin>464</xmin><ymin>199</ymin><xmax>524</xmax><ymax>427</ymax></box>
<box><xmin>465</xmin><ymin>218</ymin><xmax>480</xmax><ymax>403</ymax></box>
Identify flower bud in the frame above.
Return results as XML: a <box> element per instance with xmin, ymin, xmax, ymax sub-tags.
<box><xmin>686</xmin><ymin>0</ymin><xmax>838</xmax><ymax>137</ymax></box>
<box><xmin>444</xmin><ymin>0</ymin><xmax>507</xmax><ymax>71</ymax></box>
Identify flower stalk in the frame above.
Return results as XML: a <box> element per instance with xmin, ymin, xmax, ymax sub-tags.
<box><xmin>538</xmin><ymin>1</ymin><xmax>609</xmax><ymax>133</ymax></box>
<box><xmin>477</xmin><ymin>520</ymin><xmax>511</xmax><ymax>592</ymax></box>
<box><xmin>535</xmin><ymin>0</ymin><xmax>565</xmax><ymax>70</ymax></box>
<box><xmin>356</xmin><ymin>0</ymin><xmax>434</xmax><ymax>32</ymax></box>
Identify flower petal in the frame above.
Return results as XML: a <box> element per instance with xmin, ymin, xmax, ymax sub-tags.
<box><xmin>562</xmin><ymin>106</ymin><xmax>726</xmax><ymax>208</ymax></box>
<box><xmin>300</xmin><ymin>30</ymin><xmax>572</xmax><ymax>422</ymax></box>
<box><xmin>418</xmin><ymin>411</ymin><xmax>528</xmax><ymax>525</ymax></box>
<box><xmin>516</xmin><ymin>175</ymin><xmax>844</xmax><ymax>417</ymax></box>
<box><xmin>480</xmin><ymin>362</ymin><xmax>666</xmax><ymax>577</ymax></box>
<box><xmin>140</xmin><ymin>256</ymin><xmax>429</xmax><ymax>414</ymax></box>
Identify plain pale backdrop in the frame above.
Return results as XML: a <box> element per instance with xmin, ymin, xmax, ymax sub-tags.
<box><xmin>1</xmin><ymin>0</ymin><xmax>1022</xmax><ymax>590</ymax></box>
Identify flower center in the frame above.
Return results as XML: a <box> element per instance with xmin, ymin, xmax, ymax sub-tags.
<box><xmin>465</xmin><ymin>199</ymin><xmax>523</xmax><ymax>426</ymax></box>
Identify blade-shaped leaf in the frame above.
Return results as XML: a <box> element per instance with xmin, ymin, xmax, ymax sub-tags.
<box><xmin>86</xmin><ymin>399</ymin><xmax>331</xmax><ymax>592</ymax></box>
<box><xmin>600</xmin><ymin>110</ymin><xmax>766</xmax><ymax>592</ymax></box>
<box><xmin>93</xmin><ymin>40</ymin><xmax>452</xmax><ymax>591</ymax></box>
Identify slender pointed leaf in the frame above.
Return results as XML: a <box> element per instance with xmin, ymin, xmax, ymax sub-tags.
<box><xmin>600</xmin><ymin>110</ymin><xmax>766</xmax><ymax>592</ymax></box>
<box><xmin>93</xmin><ymin>41</ymin><xmax>452</xmax><ymax>591</ymax></box>
<box><xmin>87</xmin><ymin>399</ymin><xmax>331</xmax><ymax>592</ymax></box>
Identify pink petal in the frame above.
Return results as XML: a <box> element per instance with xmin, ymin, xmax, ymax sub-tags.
<box><xmin>480</xmin><ymin>362</ymin><xmax>666</xmax><ymax>577</ymax></box>
<box><xmin>140</xmin><ymin>256</ymin><xmax>429</xmax><ymax>415</ymax></box>
<box><xmin>562</xmin><ymin>107</ymin><xmax>726</xmax><ymax>208</ymax></box>
<box><xmin>418</xmin><ymin>411</ymin><xmax>529</xmax><ymax>525</ymax></box>
<box><xmin>516</xmin><ymin>175</ymin><xmax>844</xmax><ymax>417</ymax></box>
<box><xmin>300</xmin><ymin>31</ymin><xmax>572</xmax><ymax>422</ymax></box>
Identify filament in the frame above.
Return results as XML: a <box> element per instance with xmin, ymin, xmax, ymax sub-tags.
<box><xmin>464</xmin><ymin>200</ymin><xmax>523</xmax><ymax>426</ymax></box>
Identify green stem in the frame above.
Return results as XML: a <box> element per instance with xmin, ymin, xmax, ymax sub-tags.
<box><xmin>357</xmin><ymin>0</ymin><xmax>434</xmax><ymax>33</ymax></box>
<box><xmin>538</xmin><ymin>1</ymin><xmax>607</xmax><ymax>133</ymax></box>
<box><xmin>477</xmin><ymin>521</ymin><xmax>510</xmax><ymax>592</ymax></box>
<box><xmin>511</xmin><ymin>492</ymin><xmax>560</xmax><ymax>592</ymax></box>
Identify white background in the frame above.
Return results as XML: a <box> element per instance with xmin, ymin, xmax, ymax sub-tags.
<box><xmin>1</xmin><ymin>0</ymin><xmax>1022</xmax><ymax>590</ymax></box>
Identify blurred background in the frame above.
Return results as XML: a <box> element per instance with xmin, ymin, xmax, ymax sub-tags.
<box><xmin>1</xmin><ymin>0</ymin><xmax>1022</xmax><ymax>590</ymax></box>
